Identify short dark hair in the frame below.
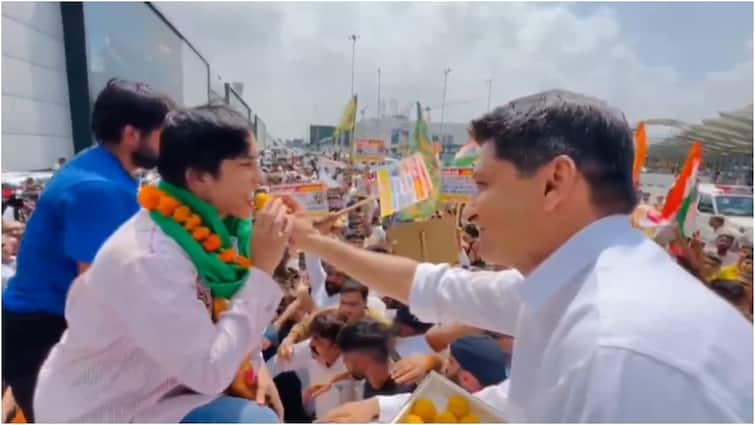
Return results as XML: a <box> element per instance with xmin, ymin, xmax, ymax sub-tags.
<box><xmin>91</xmin><ymin>79</ymin><xmax>174</xmax><ymax>144</ymax></box>
<box><xmin>336</xmin><ymin>318</ymin><xmax>393</xmax><ymax>362</ymax></box>
<box><xmin>158</xmin><ymin>104</ymin><xmax>254</xmax><ymax>188</ymax></box>
<box><xmin>469</xmin><ymin>89</ymin><xmax>636</xmax><ymax>214</ymax></box>
<box><xmin>310</xmin><ymin>310</ymin><xmax>349</xmax><ymax>342</ymax></box>
<box><xmin>340</xmin><ymin>279</ymin><xmax>368</xmax><ymax>301</ymax></box>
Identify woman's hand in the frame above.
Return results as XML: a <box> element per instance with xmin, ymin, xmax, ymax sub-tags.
<box><xmin>255</xmin><ymin>363</ymin><xmax>284</xmax><ymax>420</ymax></box>
<box><xmin>251</xmin><ymin>198</ymin><xmax>294</xmax><ymax>276</ymax></box>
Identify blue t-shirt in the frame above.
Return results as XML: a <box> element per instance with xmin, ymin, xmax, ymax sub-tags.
<box><xmin>2</xmin><ymin>145</ymin><xmax>139</xmax><ymax>316</ymax></box>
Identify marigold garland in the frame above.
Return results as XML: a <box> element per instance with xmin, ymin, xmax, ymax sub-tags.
<box><xmin>137</xmin><ymin>185</ymin><xmax>251</xmax><ymax>268</ymax></box>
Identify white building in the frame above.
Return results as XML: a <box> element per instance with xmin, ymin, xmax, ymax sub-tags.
<box><xmin>2</xmin><ymin>2</ymin><xmax>270</xmax><ymax>172</ymax></box>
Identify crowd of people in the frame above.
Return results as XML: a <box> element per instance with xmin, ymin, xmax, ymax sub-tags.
<box><xmin>0</xmin><ymin>79</ymin><xmax>752</xmax><ymax>424</ymax></box>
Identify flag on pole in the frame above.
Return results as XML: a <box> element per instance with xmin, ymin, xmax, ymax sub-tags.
<box><xmin>631</xmin><ymin>142</ymin><xmax>702</xmax><ymax>237</ymax></box>
<box><xmin>397</xmin><ymin>103</ymin><xmax>441</xmax><ymax>221</ymax></box>
<box><xmin>334</xmin><ymin>95</ymin><xmax>357</xmax><ymax>145</ymax></box>
<box><xmin>660</xmin><ymin>142</ymin><xmax>702</xmax><ymax>238</ymax></box>
<box><xmin>632</xmin><ymin>122</ymin><xmax>647</xmax><ymax>186</ymax></box>
<box><xmin>451</xmin><ymin>140</ymin><xmax>481</xmax><ymax>167</ymax></box>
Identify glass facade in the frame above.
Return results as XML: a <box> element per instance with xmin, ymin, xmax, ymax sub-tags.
<box><xmin>82</xmin><ymin>2</ymin><xmax>209</xmax><ymax>107</ymax></box>
<box><xmin>226</xmin><ymin>83</ymin><xmax>251</xmax><ymax>122</ymax></box>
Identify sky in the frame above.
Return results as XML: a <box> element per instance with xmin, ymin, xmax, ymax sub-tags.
<box><xmin>154</xmin><ymin>1</ymin><xmax>754</xmax><ymax>140</ymax></box>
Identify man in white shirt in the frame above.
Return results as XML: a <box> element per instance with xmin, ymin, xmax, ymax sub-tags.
<box><xmin>292</xmin><ymin>90</ymin><xmax>753</xmax><ymax>422</ymax></box>
<box><xmin>266</xmin><ymin>310</ymin><xmax>359</xmax><ymax>419</ymax></box>
<box><xmin>304</xmin><ymin>252</ymin><xmax>387</xmax><ymax>314</ymax></box>
<box><xmin>704</xmin><ymin>232</ymin><xmax>741</xmax><ymax>268</ymax></box>
<box><xmin>698</xmin><ymin>215</ymin><xmax>726</xmax><ymax>247</ymax></box>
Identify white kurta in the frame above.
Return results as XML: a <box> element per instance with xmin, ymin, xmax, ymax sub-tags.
<box><xmin>407</xmin><ymin>215</ymin><xmax>753</xmax><ymax>422</ymax></box>
<box><xmin>34</xmin><ymin>210</ymin><xmax>283</xmax><ymax>423</ymax></box>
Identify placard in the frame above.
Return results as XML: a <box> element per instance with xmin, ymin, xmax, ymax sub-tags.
<box><xmin>440</xmin><ymin>167</ymin><xmax>477</xmax><ymax>203</ymax></box>
<box><xmin>376</xmin><ymin>153</ymin><xmax>433</xmax><ymax>217</ymax></box>
<box><xmin>353</xmin><ymin>139</ymin><xmax>387</xmax><ymax>163</ymax></box>
<box><xmin>386</xmin><ymin>217</ymin><xmax>459</xmax><ymax>264</ymax></box>
<box><xmin>271</xmin><ymin>182</ymin><xmax>328</xmax><ymax>215</ymax></box>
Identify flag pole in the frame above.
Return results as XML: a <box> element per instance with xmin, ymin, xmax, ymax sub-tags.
<box><xmin>350</xmin><ymin>94</ymin><xmax>358</xmax><ymax>165</ymax></box>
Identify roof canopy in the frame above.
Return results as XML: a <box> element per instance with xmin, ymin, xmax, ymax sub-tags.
<box><xmin>647</xmin><ymin>105</ymin><xmax>753</xmax><ymax>160</ymax></box>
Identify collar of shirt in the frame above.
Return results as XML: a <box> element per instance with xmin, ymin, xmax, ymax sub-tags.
<box><xmin>91</xmin><ymin>145</ymin><xmax>139</xmax><ymax>188</ymax></box>
<box><xmin>517</xmin><ymin>214</ymin><xmax>632</xmax><ymax>310</ymax></box>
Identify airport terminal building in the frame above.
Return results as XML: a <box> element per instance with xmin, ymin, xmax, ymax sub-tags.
<box><xmin>2</xmin><ymin>2</ymin><xmax>270</xmax><ymax>172</ymax></box>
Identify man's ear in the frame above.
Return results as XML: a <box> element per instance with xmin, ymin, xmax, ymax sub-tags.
<box><xmin>120</xmin><ymin>125</ymin><xmax>140</xmax><ymax>150</ymax></box>
<box><xmin>458</xmin><ymin>370</ymin><xmax>482</xmax><ymax>392</ymax></box>
<box><xmin>541</xmin><ymin>155</ymin><xmax>578</xmax><ymax>213</ymax></box>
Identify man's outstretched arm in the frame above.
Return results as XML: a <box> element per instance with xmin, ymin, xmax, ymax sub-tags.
<box><xmin>297</xmin><ymin>229</ymin><xmax>418</xmax><ymax>304</ymax></box>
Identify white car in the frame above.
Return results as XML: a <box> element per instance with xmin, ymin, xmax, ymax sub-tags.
<box><xmin>694</xmin><ymin>184</ymin><xmax>753</xmax><ymax>243</ymax></box>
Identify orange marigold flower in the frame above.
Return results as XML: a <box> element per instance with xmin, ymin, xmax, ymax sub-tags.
<box><xmin>192</xmin><ymin>226</ymin><xmax>211</xmax><ymax>241</ymax></box>
<box><xmin>172</xmin><ymin>206</ymin><xmax>191</xmax><ymax>223</ymax></box>
<box><xmin>184</xmin><ymin>214</ymin><xmax>201</xmax><ymax>231</ymax></box>
<box><xmin>157</xmin><ymin>196</ymin><xmax>179</xmax><ymax>216</ymax></box>
<box><xmin>203</xmin><ymin>234</ymin><xmax>221</xmax><ymax>252</ymax></box>
<box><xmin>219</xmin><ymin>249</ymin><xmax>236</xmax><ymax>263</ymax></box>
<box><xmin>137</xmin><ymin>186</ymin><xmax>162</xmax><ymax>210</ymax></box>
<box><xmin>235</xmin><ymin>256</ymin><xmax>251</xmax><ymax>269</ymax></box>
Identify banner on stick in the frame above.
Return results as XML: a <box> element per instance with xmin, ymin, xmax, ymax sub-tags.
<box><xmin>376</xmin><ymin>153</ymin><xmax>433</xmax><ymax>217</ymax></box>
<box><xmin>354</xmin><ymin>139</ymin><xmax>387</xmax><ymax>163</ymax></box>
<box><xmin>271</xmin><ymin>182</ymin><xmax>329</xmax><ymax>215</ymax></box>
<box><xmin>440</xmin><ymin>167</ymin><xmax>477</xmax><ymax>203</ymax></box>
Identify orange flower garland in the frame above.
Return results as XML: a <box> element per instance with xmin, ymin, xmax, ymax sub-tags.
<box><xmin>138</xmin><ymin>185</ymin><xmax>251</xmax><ymax>268</ymax></box>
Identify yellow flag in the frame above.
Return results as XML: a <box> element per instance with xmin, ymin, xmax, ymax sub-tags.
<box><xmin>334</xmin><ymin>95</ymin><xmax>357</xmax><ymax>137</ymax></box>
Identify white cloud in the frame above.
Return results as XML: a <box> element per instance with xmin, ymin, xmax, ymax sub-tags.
<box><xmin>155</xmin><ymin>2</ymin><xmax>753</xmax><ymax>139</ymax></box>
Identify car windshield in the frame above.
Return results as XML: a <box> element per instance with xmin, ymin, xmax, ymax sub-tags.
<box><xmin>714</xmin><ymin>195</ymin><xmax>753</xmax><ymax>217</ymax></box>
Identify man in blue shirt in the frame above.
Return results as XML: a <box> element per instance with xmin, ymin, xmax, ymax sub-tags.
<box><xmin>2</xmin><ymin>79</ymin><xmax>173</xmax><ymax>420</ymax></box>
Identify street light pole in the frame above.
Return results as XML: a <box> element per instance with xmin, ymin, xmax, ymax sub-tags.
<box><xmin>349</xmin><ymin>34</ymin><xmax>359</xmax><ymax>96</ymax></box>
<box><xmin>377</xmin><ymin>67</ymin><xmax>382</xmax><ymax>121</ymax></box>
<box><xmin>439</xmin><ymin>67</ymin><xmax>452</xmax><ymax>146</ymax></box>
<box><xmin>486</xmin><ymin>78</ymin><xmax>493</xmax><ymax>112</ymax></box>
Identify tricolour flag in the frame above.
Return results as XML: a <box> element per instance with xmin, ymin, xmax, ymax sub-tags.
<box><xmin>660</xmin><ymin>142</ymin><xmax>702</xmax><ymax>237</ymax></box>
<box><xmin>452</xmin><ymin>140</ymin><xmax>480</xmax><ymax>167</ymax></box>
<box><xmin>631</xmin><ymin>142</ymin><xmax>702</xmax><ymax>237</ymax></box>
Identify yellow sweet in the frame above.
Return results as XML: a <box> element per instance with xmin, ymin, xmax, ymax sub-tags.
<box><xmin>410</xmin><ymin>399</ymin><xmax>437</xmax><ymax>423</ymax></box>
<box><xmin>446</xmin><ymin>395</ymin><xmax>471</xmax><ymax>419</ymax></box>
<box><xmin>254</xmin><ymin>193</ymin><xmax>272</xmax><ymax>211</ymax></box>
<box><xmin>460</xmin><ymin>413</ymin><xmax>480</xmax><ymax>423</ymax></box>
<box><xmin>435</xmin><ymin>411</ymin><xmax>458</xmax><ymax>423</ymax></box>
<box><xmin>403</xmin><ymin>414</ymin><xmax>424</xmax><ymax>423</ymax></box>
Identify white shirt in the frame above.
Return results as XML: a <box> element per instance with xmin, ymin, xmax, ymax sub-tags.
<box><xmin>34</xmin><ymin>210</ymin><xmax>283</xmax><ymax>423</ymax></box>
<box><xmin>704</xmin><ymin>246</ymin><xmax>741</xmax><ymax>268</ymax></box>
<box><xmin>698</xmin><ymin>224</ymin><xmax>727</xmax><ymax>248</ymax></box>
<box><xmin>407</xmin><ymin>215</ymin><xmax>753</xmax><ymax>422</ymax></box>
<box><xmin>305</xmin><ymin>254</ymin><xmax>387</xmax><ymax>315</ymax></box>
<box><xmin>2</xmin><ymin>260</ymin><xmax>16</xmax><ymax>290</ymax></box>
<box><xmin>266</xmin><ymin>339</ymin><xmax>359</xmax><ymax>418</ymax></box>
<box><xmin>395</xmin><ymin>335</ymin><xmax>433</xmax><ymax>358</ymax></box>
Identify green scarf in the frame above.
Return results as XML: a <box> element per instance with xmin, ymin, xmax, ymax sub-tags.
<box><xmin>149</xmin><ymin>181</ymin><xmax>251</xmax><ymax>299</ymax></box>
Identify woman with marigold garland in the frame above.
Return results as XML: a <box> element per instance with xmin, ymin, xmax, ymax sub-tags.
<box><xmin>34</xmin><ymin>105</ymin><xmax>290</xmax><ymax>423</ymax></box>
